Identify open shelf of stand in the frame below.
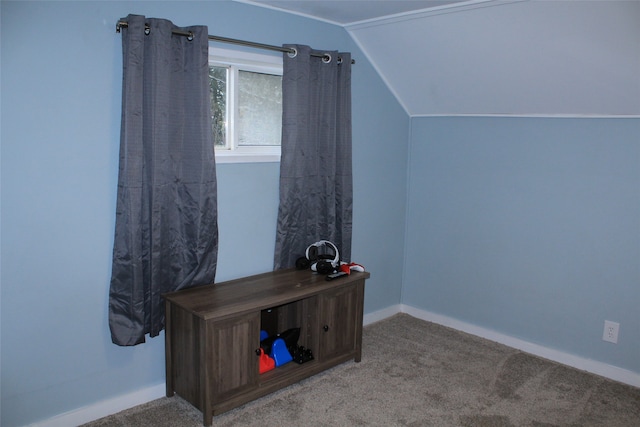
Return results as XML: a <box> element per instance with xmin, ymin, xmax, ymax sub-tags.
<box><xmin>163</xmin><ymin>268</ymin><xmax>370</xmax><ymax>426</ymax></box>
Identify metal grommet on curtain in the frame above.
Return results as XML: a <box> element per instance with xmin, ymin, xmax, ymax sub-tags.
<box><xmin>337</xmin><ymin>56</ymin><xmax>343</xmax><ymax>65</ymax></box>
<box><xmin>144</xmin><ymin>24</ymin><xmax>151</xmax><ymax>35</ymax></box>
<box><xmin>187</xmin><ymin>31</ymin><xmax>194</xmax><ymax>41</ymax></box>
<box><xmin>322</xmin><ymin>53</ymin><xmax>332</xmax><ymax>63</ymax></box>
<box><xmin>287</xmin><ymin>47</ymin><xmax>297</xmax><ymax>58</ymax></box>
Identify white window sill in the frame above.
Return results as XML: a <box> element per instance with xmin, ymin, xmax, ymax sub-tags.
<box><xmin>215</xmin><ymin>151</ymin><xmax>281</xmax><ymax>164</ymax></box>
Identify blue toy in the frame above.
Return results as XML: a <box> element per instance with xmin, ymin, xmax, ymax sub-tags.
<box><xmin>270</xmin><ymin>338</ymin><xmax>293</xmax><ymax>367</ymax></box>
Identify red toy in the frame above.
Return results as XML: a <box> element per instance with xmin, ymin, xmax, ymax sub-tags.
<box><xmin>339</xmin><ymin>262</ymin><xmax>365</xmax><ymax>275</ymax></box>
<box><xmin>258</xmin><ymin>348</ymin><xmax>275</xmax><ymax>374</ymax></box>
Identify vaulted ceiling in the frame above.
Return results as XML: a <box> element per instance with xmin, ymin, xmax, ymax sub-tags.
<box><xmin>237</xmin><ymin>0</ymin><xmax>640</xmax><ymax>117</ymax></box>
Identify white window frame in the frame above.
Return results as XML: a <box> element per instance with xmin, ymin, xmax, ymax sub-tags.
<box><xmin>209</xmin><ymin>47</ymin><xmax>283</xmax><ymax>164</ymax></box>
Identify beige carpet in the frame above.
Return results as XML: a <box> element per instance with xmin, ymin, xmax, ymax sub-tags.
<box><xmin>83</xmin><ymin>314</ymin><xmax>640</xmax><ymax>426</ymax></box>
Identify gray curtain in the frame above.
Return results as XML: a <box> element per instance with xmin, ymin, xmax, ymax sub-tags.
<box><xmin>274</xmin><ymin>45</ymin><xmax>353</xmax><ymax>269</ymax></box>
<box><xmin>109</xmin><ymin>15</ymin><xmax>218</xmax><ymax>346</ymax></box>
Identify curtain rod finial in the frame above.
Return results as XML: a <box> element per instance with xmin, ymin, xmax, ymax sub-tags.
<box><xmin>116</xmin><ymin>20</ymin><xmax>128</xmax><ymax>33</ymax></box>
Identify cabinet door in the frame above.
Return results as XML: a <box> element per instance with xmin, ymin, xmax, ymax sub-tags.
<box><xmin>209</xmin><ymin>312</ymin><xmax>260</xmax><ymax>402</ymax></box>
<box><xmin>317</xmin><ymin>284</ymin><xmax>359</xmax><ymax>361</ymax></box>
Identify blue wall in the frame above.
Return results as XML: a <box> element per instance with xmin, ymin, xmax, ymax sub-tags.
<box><xmin>0</xmin><ymin>1</ymin><xmax>408</xmax><ymax>425</ymax></box>
<box><xmin>404</xmin><ymin>116</ymin><xmax>640</xmax><ymax>373</ymax></box>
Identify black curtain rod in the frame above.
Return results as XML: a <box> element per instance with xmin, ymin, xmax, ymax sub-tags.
<box><xmin>115</xmin><ymin>20</ymin><xmax>354</xmax><ymax>64</ymax></box>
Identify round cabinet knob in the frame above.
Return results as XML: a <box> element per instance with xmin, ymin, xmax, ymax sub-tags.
<box><xmin>323</xmin><ymin>325</ymin><xmax>329</xmax><ymax>332</ymax></box>
<box><xmin>255</xmin><ymin>349</ymin><xmax>261</xmax><ymax>356</ymax></box>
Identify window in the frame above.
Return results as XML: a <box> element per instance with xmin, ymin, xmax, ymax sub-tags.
<box><xmin>209</xmin><ymin>47</ymin><xmax>283</xmax><ymax>163</ymax></box>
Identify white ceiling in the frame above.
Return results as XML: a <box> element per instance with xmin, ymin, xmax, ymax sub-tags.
<box><xmin>237</xmin><ymin>0</ymin><xmax>472</xmax><ymax>25</ymax></box>
<box><xmin>236</xmin><ymin>0</ymin><xmax>640</xmax><ymax>116</ymax></box>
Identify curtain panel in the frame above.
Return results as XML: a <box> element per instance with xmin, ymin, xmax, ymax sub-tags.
<box><xmin>274</xmin><ymin>45</ymin><xmax>353</xmax><ymax>270</ymax></box>
<box><xmin>109</xmin><ymin>15</ymin><xmax>218</xmax><ymax>346</ymax></box>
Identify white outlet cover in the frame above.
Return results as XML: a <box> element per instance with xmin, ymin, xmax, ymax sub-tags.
<box><xmin>603</xmin><ymin>320</ymin><xmax>620</xmax><ymax>344</ymax></box>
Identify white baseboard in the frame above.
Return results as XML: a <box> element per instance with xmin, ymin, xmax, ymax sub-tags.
<box><xmin>363</xmin><ymin>304</ymin><xmax>402</xmax><ymax>326</ymax></box>
<box><xmin>400</xmin><ymin>304</ymin><xmax>640</xmax><ymax>388</ymax></box>
<box><xmin>34</xmin><ymin>304</ymin><xmax>639</xmax><ymax>426</ymax></box>
<box><xmin>28</xmin><ymin>383</ymin><xmax>166</xmax><ymax>427</ymax></box>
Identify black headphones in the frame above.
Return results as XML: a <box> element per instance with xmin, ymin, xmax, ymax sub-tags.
<box><xmin>295</xmin><ymin>240</ymin><xmax>340</xmax><ymax>274</ymax></box>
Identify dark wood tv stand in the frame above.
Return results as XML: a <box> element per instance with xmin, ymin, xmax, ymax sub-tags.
<box><xmin>163</xmin><ymin>268</ymin><xmax>369</xmax><ymax>426</ymax></box>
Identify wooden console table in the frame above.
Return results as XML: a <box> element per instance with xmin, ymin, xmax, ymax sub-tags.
<box><xmin>163</xmin><ymin>268</ymin><xmax>369</xmax><ymax>426</ymax></box>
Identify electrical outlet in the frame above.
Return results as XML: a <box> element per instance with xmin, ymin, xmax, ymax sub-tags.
<box><xmin>602</xmin><ymin>320</ymin><xmax>620</xmax><ymax>344</ymax></box>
